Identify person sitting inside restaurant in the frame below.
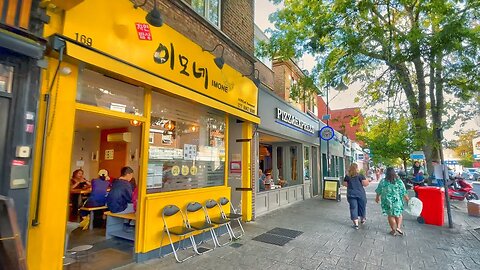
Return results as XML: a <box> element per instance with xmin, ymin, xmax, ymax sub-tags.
<box><xmin>78</xmin><ymin>169</ymin><xmax>111</xmax><ymax>230</ymax></box>
<box><xmin>277</xmin><ymin>178</ymin><xmax>288</xmax><ymax>187</ymax></box>
<box><xmin>264</xmin><ymin>172</ymin><xmax>274</xmax><ymax>188</ymax></box>
<box><xmin>107</xmin><ymin>166</ymin><xmax>134</xmax><ymax>214</ymax></box>
<box><xmin>258</xmin><ymin>169</ymin><xmax>266</xmax><ymax>191</ymax></box>
<box><xmin>71</xmin><ymin>169</ymin><xmax>91</xmax><ymax>190</ymax></box>
<box><xmin>70</xmin><ymin>169</ymin><xmax>91</xmax><ymax>218</ymax></box>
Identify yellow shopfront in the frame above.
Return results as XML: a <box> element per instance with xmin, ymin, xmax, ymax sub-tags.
<box><xmin>27</xmin><ymin>1</ymin><xmax>259</xmax><ymax>269</ymax></box>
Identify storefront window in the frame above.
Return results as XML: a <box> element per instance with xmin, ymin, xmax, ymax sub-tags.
<box><xmin>76</xmin><ymin>69</ymin><xmax>144</xmax><ymax>116</ymax></box>
<box><xmin>147</xmin><ymin>92</ymin><xmax>225</xmax><ymax>193</ymax></box>
<box><xmin>0</xmin><ymin>64</ymin><xmax>14</xmax><ymax>94</ymax></box>
<box><xmin>304</xmin><ymin>146</ymin><xmax>310</xmax><ymax>181</ymax></box>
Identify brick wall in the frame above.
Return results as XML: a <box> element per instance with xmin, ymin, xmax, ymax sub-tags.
<box><xmin>132</xmin><ymin>0</ymin><xmax>254</xmax><ymax>75</ymax></box>
<box><xmin>272</xmin><ymin>63</ymin><xmax>287</xmax><ymax>100</ymax></box>
<box><xmin>222</xmin><ymin>0</ymin><xmax>254</xmax><ymax>55</ymax></box>
<box><xmin>254</xmin><ymin>61</ymin><xmax>274</xmax><ymax>90</ymax></box>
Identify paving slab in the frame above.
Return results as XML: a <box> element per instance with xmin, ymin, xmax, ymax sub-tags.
<box><xmin>117</xmin><ymin>183</ymin><xmax>480</xmax><ymax>270</ymax></box>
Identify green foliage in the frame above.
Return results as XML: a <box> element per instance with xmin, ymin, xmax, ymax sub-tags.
<box><xmin>260</xmin><ymin>0</ymin><xmax>480</xmax><ymax>162</ymax></box>
<box><xmin>356</xmin><ymin>115</ymin><xmax>418</xmax><ymax>166</ymax></box>
<box><xmin>452</xmin><ymin>130</ymin><xmax>479</xmax><ymax>167</ymax></box>
<box><xmin>289</xmin><ymin>74</ymin><xmax>321</xmax><ymax>101</ymax></box>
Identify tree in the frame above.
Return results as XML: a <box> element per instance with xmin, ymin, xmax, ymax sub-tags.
<box><xmin>357</xmin><ymin>114</ymin><xmax>418</xmax><ymax>170</ymax></box>
<box><xmin>259</xmin><ymin>0</ymin><xmax>480</xmax><ymax>172</ymax></box>
<box><xmin>452</xmin><ymin>130</ymin><xmax>479</xmax><ymax>167</ymax></box>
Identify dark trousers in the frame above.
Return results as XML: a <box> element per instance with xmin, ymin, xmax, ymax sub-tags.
<box><xmin>347</xmin><ymin>196</ymin><xmax>366</xmax><ymax>221</ymax></box>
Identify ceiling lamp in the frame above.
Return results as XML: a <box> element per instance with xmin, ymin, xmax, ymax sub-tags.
<box><xmin>134</xmin><ymin>0</ymin><xmax>163</xmax><ymax>27</ymax></box>
<box><xmin>130</xmin><ymin>120</ymin><xmax>142</xmax><ymax>127</ymax></box>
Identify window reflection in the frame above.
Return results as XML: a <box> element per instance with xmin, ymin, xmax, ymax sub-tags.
<box><xmin>0</xmin><ymin>64</ymin><xmax>14</xmax><ymax>94</ymax></box>
<box><xmin>190</xmin><ymin>0</ymin><xmax>221</xmax><ymax>27</ymax></box>
<box><xmin>77</xmin><ymin>69</ymin><xmax>144</xmax><ymax>116</ymax></box>
<box><xmin>147</xmin><ymin>92</ymin><xmax>225</xmax><ymax>193</ymax></box>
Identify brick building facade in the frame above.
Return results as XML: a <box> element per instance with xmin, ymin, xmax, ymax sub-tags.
<box><xmin>135</xmin><ymin>0</ymin><xmax>256</xmax><ymax>75</ymax></box>
<box><xmin>317</xmin><ymin>96</ymin><xmax>364</xmax><ymax>145</ymax></box>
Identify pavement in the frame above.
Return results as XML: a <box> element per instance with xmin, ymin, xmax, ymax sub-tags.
<box><xmin>118</xmin><ymin>182</ymin><xmax>480</xmax><ymax>270</ymax></box>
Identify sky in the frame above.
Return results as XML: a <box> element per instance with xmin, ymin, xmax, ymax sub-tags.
<box><xmin>253</xmin><ymin>0</ymin><xmax>479</xmax><ymax>141</ymax></box>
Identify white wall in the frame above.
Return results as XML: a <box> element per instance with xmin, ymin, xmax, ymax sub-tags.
<box><xmin>71</xmin><ymin>130</ymin><xmax>100</xmax><ymax>180</ymax></box>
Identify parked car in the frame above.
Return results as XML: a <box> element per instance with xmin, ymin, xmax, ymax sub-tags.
<box><xmin>461</xmin><ymin>170</ymin><xmax>474</xmax><ymax>181</ymax></box>
<box><xmin>465</xmin><ymin>168</ymin><xmax>480</xmax><ymax>181</ymax></box>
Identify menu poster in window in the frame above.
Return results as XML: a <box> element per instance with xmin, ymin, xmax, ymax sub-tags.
<box><xmin>183</xmin><ymin>144</ymin><xmax>197</xmax><ymax>160</ymax></box>
<box><xmin>147</xmin><ymin>163</ymin><xmax>163</xmax><ymax>189</ymax></box>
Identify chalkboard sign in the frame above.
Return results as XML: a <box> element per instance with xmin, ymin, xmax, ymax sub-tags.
<box><xmin>0</xmin><ymin>196</ymin><xmax>27</xmax><ymax>270</ymax></box>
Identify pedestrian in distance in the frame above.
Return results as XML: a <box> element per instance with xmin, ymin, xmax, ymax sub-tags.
<box><xmin>375</xmin><ymin>167</ymin><xmax>409</xmax><ymax>236</ymax></box>
<box><xmin>343</xmin><ymin>163</ymin><xmax>370</xmax><ymax>230</ymax></box>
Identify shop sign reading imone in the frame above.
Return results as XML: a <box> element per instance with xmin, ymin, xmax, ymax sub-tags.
<box><xmin>276</xmin><ymin>108</ymin><xmax>315</xmax><ymax>134</ymax></box>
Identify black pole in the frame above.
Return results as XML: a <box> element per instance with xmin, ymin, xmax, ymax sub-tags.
<box><xmin>437</xmin><ymin>128</ymin><xmax>453</xmax><ymax>228</ymax></box>
<box><xmin>326</xmin><ymin>88</ymin><xmax>330</xmax><ymax>177</ymax></box>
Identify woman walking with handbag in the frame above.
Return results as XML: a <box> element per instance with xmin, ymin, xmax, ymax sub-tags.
<box><xmin>343</xmin><ymin>163</ymin><xmax>370</xmax><ymax>230</ymax></box>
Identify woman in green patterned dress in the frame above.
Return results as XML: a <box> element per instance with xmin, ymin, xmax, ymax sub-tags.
<box><xmin>375</xmin><ymin>167</ymin><xmax>410</xmax><ymax>236</ymax></box>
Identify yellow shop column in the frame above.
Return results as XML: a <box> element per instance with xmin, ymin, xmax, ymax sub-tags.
<box><xmin>241</xmin><ymin>122</ymin><xmax>253</xmax><ymax>221</ymax></box>
<box><xmin>27</xmin><ymin>59</ymin><xmax>78</xmax><ymax>270</ymax></box>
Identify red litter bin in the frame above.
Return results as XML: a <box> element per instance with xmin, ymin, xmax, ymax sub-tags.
<box><xmin>414</xmin><ymin>186</ymin><xmax>444</xmax><ymax>226</ymax></box>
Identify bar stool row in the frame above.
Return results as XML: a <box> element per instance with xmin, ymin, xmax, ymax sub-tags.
<box><xmin>160</xmin><ymin>197</ymin><xmax>244</xmax><ymax>263</ymax></box>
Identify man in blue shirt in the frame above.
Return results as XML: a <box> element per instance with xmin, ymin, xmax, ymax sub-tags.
<box><xmin>107</xmin><ymin>166</ymin><xmax>134</xmax><ymax>214</ymax></box>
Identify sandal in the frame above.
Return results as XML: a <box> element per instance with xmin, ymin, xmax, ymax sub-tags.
<box><xmin>353</xmin><ymin>225</ymin><xmax>359</xmax><ymax>230</ymax></box>
<box><xmin>396</xmin><ymin>229</ymin><xmax>404</xmax><ymax>236</ymax></box>
<box><xmin>361</xmin><ymin>218</ymin><xmax>367</xmax><ymax>225</ymax></box>
<box><xmin>389</xmin><ymin>230</ymin><xmax>397</xmax><ymax>236</ymax></box>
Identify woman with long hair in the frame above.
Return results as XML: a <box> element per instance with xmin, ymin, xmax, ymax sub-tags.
<box><xmin>343</xmin><ymin>163</ymin><xmax>369</xmax><ymax>230</ymax></box>
<box><xmin>375</xmin><ymin>167</ymin><xmax>409</xmax><ymax>236</ymax></box>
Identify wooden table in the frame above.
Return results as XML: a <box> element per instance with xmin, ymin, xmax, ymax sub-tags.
<box><xmin>70</xmin><ymin>189</ymin><xmax>91</xmax><ymax>215</ymax></box>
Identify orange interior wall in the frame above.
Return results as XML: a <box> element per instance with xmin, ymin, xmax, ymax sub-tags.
<box><xmin>99</xmin><ymin>128</ymin><xmax>128</xmax><ymax>179</ymax></box>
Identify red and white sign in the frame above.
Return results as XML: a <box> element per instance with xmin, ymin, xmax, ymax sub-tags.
<box><xmin>135</xmin><ymin>23</ymin><xmax>152</xmax><ymax>41</ymax></box>
<box><xmin>12</xmin><ymin>160</ymin><xmax>25</xmax><ymax>166</ymax></box>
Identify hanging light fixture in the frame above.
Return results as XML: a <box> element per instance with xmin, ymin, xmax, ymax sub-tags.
<box><xmin>134</xmin><ymin>0</ymin><xmax>163</xmax><ymax>27</ymax></box>
<box><xmin>242</xmin><ymin>67</ymin><xmax>261</xmax><ymax>87</ymax></box>
<box><xmin>202</xmin><ymin>44</ymin><xmax>225</xmax><ymax>69</ymax></box>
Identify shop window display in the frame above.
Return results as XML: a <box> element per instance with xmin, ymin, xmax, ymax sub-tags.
<box><xmin>147</xmin><ymin>92</ymin><xmax>225</xmax><ymax>193</ymax></box>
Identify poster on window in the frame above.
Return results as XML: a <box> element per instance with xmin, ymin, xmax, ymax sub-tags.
<box><xmin>147</xmin><ymin>162</ymin><xmax>163</xmax><ymax>189</ymax></box>
<box><xmin>183</xmin><ymin>144</ymin><xmax>197</xmax><ymax>160</ymax></box>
